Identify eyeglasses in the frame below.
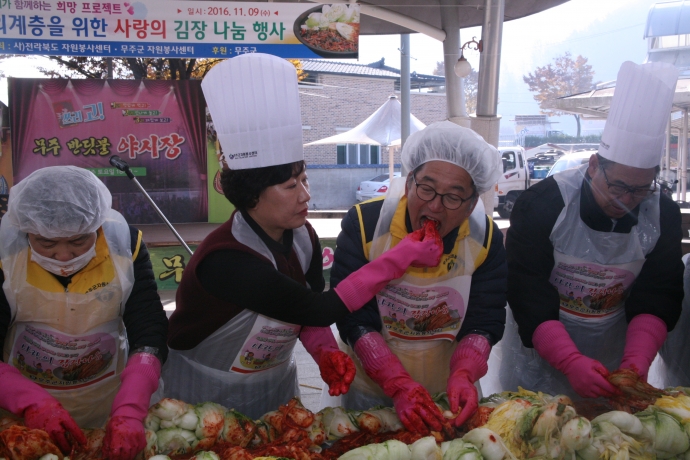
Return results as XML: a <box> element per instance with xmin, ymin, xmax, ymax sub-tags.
<box><xmin>600</xmin><ymin>168</ymin><xmax>657</xmax><ymax>198</ymax></box>
<box><xmin>412</xmin><ymin>175</ymin><xmax>475</xmax><ymax>210</ymax></box>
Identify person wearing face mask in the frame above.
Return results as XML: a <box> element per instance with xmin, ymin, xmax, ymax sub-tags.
<box><xmin>163</xmin><ymin>54</ymin><xmax>442</xmax><ymax>419</ymax></box>
<box><xmin>0</xmin><ymin>165</ymin><xmax>169</xmax><ymax>460</ymax></box>
<box><xmin>329</xmin><ymin>121</ymin><xmax>507</xmax><ymax>434</ymax></box>
<box><xmin>500</xmin><ymin>61</ymin><xmax>684</xmax><ymax>399</ymax></box>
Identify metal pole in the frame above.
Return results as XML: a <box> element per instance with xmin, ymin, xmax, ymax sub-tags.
<box><xmin>678</xmin><ymin>108</ymin><xmax>688</xmax><ymax>202</ymax></box>
<box><xmin>665</xmin><ymin>114</ymin><xmax>672</xmax><ymax>172</ymax></box>
<box><xmin>109</xmin><ymin>156</ymin><xmax>194</xmax><ymax>256</ymax></box>
<box><xmin>388</xmin><ymin>145</ymin><xmax>394</xmax><ymax>182</ymax></box>
<box><xmin>401</xmin><ymin>33</ymin><xmax>411</xmax><ymax>148</ymax></box>
<box><xmin>476</xmin><ymin>0</ymin><xmax>504</xmax><ymax>117</ymax></box>
<box><xmin>440</xmin><ymin>0</ymin><xmax>466</xmax><ymax>120</ymax></box>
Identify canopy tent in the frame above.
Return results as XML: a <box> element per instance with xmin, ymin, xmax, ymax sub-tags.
<box><xmin>305</xmin><ymin>95</ymin><xmax>426</xmax><ymax>179</ymax></box>
<box><xmin>305</xmin><ymin>96</ymin><xmax>426</xmax><ymax>147</ymax></box>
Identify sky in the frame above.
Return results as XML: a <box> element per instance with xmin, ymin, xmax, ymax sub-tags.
<box><xmin>0</xmin><ymin>0</ymin><xmax>663</xmax><ymax>138</ymax></box>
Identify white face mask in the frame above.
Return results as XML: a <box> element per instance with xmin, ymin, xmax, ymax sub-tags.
<box><xmin>30</xmin><ymin>242</ymin><xmax>97</xmax><ymax>277</ymax></box>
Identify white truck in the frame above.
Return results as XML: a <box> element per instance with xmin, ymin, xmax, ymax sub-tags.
<box><xmin>494</xmin><ymin>146</ymin><xmax>530</xmax><ymax>219</ymax></box>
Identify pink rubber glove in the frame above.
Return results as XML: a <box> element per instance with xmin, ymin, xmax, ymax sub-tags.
<box><xmin>334</xmin><ymin>227</ymin><xmax>443</xmax><ymax>312</ymax></box>
<box><xmin>447</xmin><ymin>334</ymin><xmax>491</xmax><ymax>428</ymax></box>
<box><xmin>0</xmin><ymin>362</ymin><xmax>86</xmax><ymax>453</ymax></box>
<box><xmin>533</xmin><ymin>320</ymin><xmax>620</xmax><ymax>399</ymax></box>
<box><xmin>103</xmin><ymin>353</ymin><xmax>161</xmax><ymax>460</ymax></box>
<box><xmin>353</xmin><ymin>332</ymin><xmax>446</xmax><ymax>435</ymax></box>
<box><xmin>619</xmin><ymin>314</ymin><xmax>668</xmax><ymax>381</ymax></box>
<box><xmin>300</xmin><ymin>326</ymin><xmax>355</xmax><ymax>396</ymax></box>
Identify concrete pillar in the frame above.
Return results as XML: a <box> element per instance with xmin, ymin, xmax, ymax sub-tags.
<box><xmin>440</xmin><ymin>0</ymin><xmax>470</xmax><ymax>128</ymax></box>
<box><xmin>472</xmin><ymin>0</ymin><xmax>505</xmax><ymax>214</ymax></box>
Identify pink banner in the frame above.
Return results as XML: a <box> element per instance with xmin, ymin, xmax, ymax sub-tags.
<box><xmin>9</xmin><ymin>78</ymin><xmax>208</xmax><ymax>223</ymax></box>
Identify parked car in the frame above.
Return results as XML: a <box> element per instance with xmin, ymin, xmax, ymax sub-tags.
<box><xmin>526</xmin><ymin>143</ymin><xmax>599</xmax><ymax>158</ymax></box>
<box><xmin>356</xmin><ymin>172</ymin><xmax>401</xmax><ymax>202</ymax></box>
<box><xmin>546</xmin><ymin>150</ymin><xmax>596</xmax><ymax>177</ymax></box>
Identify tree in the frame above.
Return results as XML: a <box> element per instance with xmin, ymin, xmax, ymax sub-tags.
<box><xmin>32</xmin><ymin>56</ymin><xmax>220</xmax><ymax>79</ymax></box>
<box><xmin>432</xmin><ymin>61</ymin><xmax>478</xmax><ymax>115</ymax></box>
<box><xmin>523</xmin><ymin>52</ymin><xmax>595</xmax><ymax>137</ymax></box>
<box><xmin>22</xmin><ymin>55</ymin><xmax>305</xmax><ymax>80</ymax></box>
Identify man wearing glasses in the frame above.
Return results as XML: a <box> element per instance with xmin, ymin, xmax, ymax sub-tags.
<box><xmin>329</xmin><ymin>121</ymin><xmax>506</xmax><ymax>433</ymax></box>
<box><xmin>501</xmin><ymin>61</ymin><xmax>683</xmax><ymax>399</ymax></box>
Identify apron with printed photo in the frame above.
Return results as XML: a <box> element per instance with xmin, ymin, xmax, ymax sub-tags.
<box><xmin>498</xmin><ymin>165</ymin><xmax>661</xmax><ymax>398</ymax></box>
<box><xmin>341</xmin><ymin>178</ymin><xmax>490</xmax><ymax>410</ymax></box>
<box><xmin>1</xmin><ymin>211</ymin><xmax>134</xmax><ymax>428</ymax></box>
<box><xmin>162</xmin><ymin>212</ymin><xmax>313</xmax><ymax>420</ymax></box>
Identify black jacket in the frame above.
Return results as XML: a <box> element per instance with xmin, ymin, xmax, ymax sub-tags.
<box><xmin>506</xmin><ymin>175</ymin><xmax>684</xmax><ymax>348</ymax></box>
<box><xmin>332</xmin><ymin>199</ymin><xmax>508</xmax><ymax>348</ymax></box>
<box><xmin>0</xmin><ymin>226</ymin><xmax>169</xmax><ymax>363</ymax></box>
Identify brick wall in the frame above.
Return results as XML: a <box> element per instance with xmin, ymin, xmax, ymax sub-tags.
<box><xmin>300</xmin><ymin>73</ymin><xmax>447</xmax><ymax>166</ymax></box>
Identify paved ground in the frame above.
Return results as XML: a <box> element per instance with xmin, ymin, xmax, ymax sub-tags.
<box><xmin>158</xmin><ymin>212</ymin><xmax>509</xmax><ymax>413</ymax></box>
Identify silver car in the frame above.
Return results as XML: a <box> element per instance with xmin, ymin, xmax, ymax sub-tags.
<box><xmin>547</xmin><ymin>150</ymin><xmax>596</xmax><ymax>177</ymax></box>
<box><xmin>356</xmin><ymin>172</ymin><xmax>401</xmax><ymax>202</ymax></box>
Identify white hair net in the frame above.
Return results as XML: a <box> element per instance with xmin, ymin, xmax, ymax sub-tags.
<box><xmin>4</xmin><ymin>166</ymin><xmax>112</xmax><ymax>238</ymax></box>
<box><xmin>401</xmin><ymin>120</ymin><xmax>502</xmax><ymax>195</ymax></box>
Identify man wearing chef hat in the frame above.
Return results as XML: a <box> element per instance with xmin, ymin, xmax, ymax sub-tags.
<box><xmin>501</xmin><ymin>61</ymin><xmax>684</xmax><ymax>398</ymax></box>
<box><xmin>331</xmin><ymin>120</ymin><xmax>507</xmax><ymax>434</ymax></box>
<box><xmin>163</xmin><ymin>53</ymin><xmax>441</xmax><ymax>419</ymax></box>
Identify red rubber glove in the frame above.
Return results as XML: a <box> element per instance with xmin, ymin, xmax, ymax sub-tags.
<box><xmin>300</xmin><ymin>326</ymin><xmax>355</xmax><ymax>396</ymax></box>
<box><xmin>0</xmin><ymin>362</ymin><xmax>86</xmax><ymax>453</ymax></box>
<box><xmin>353</xmin><ymin>332</ymin><xmax>446</xmax><ymax>435</ymax></box>
<box><xmin>334</xmin><ymin>225</ymin><xmax>442</xmax><ymax>312</ymax></box>
<box><xmin>447</xmin><ymin>334</ymin><xmax>491</xmax><ymax>428</ymax></box>
<box><xmin>533</xmin><ymin>320</ymin><xmax>620</xmax><ymax>399</ymax></box>
<box><xmin>619</xmin><ymin>314</ymin><xmax>668</xmax><ymax>381</ymax></box>
<box><xmin>103</xmin><ymin>353</ymin><xmax>161</xmax><ymax>460</ymax></box>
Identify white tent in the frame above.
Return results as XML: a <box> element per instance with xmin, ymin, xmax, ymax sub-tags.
<box><xmin>305</xmin><ymin>95</ymin><xmax>426</xmax><ymax>178</ymax></box>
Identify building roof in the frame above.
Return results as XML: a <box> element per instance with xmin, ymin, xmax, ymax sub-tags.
<box><xmin>300</xmin><ymin>58</ymin><xmax>446</xmax><ymax>89</ymax></box>
<box><xmin>644</xmin><ymin>0</ymin><xmax>690</xmax><ymax>69</ymax></box>
<box><xmin>645</xmin><ymin>0</ymin><xmax>690</xmax><ymax>38</ymax></box>
<box><xmin>545</xmin><ymin>75</ymin><xmax>690</xmax><ymax>135</ymax></box>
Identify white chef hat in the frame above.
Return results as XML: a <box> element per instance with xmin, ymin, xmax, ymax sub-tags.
<box><xmin>202</xmin><ymin>54</ymin><xmax>304</xmax><ymax>170</ymax></box>
<box><xmin>402</xmin><ymin>121</ymin><xmax>502</xmax><ymax>195</ymax></box>
<box><xmin>598</xmin><ymin>61</ymin><xmax>678</xmax><ymax>169</ymax></box>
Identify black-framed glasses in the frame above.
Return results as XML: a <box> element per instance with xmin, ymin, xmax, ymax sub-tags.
<box><xmin>413</xmin><ymin>175</ymin><xmax>475</xmax><ymax>210</ymax></box>
<box><xmin>600</xmin><ymin>168</ymin><xmax>657</xmax><ymax>198</ymax></box>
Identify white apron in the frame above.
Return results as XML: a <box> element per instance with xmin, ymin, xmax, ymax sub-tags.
<box><xmin>0</xmin><ymin>210</ymin><xmax>135</xmax><ymax>428</ymax></box>
<box><xmin>498</xmin><ymin>166</ymin><xmax>661</xmax><ymax>398</ymax></box>
<box><xmin>340</xmin><ymin>178</ymin><xmax>489</xmax><ymax>411</ymax></box>
<box><xmin>658</xmin><ymin>254</ymin><xmax>690</xmax><ymax>388</ymax></box>
<box><xmin>162</xmin><ymin>212</ymin><xmax>313</xmax><ymax>420</ymax></box>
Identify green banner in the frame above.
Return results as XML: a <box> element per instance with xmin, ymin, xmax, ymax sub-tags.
<box><xmin>122</xmin><ymin>110</ymin><xmax>162</xmax><ymax>116</ymax></box>
<box><xmin>149</xmin><ymin>245</ymin><xmax>198</xmax><ymax>291</ymax></box>
<box><xmin>206</xmin><ymin>140</ymin><xmax>235</xmax><ymax>223</ymax></box>
<box><xmin>150</xmin><ymin>238</ymin><xmax>336</xmax><ymax>293</ymax></box>
<box><xmin>87</xmin><ymin>167</ymin><xmax>147</xmax><ymax>177</ymax></box>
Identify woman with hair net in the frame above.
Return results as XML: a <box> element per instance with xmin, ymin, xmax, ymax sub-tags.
<box><xmin>330</xmin><ymin>121</ymin><xmax>508</xmax><ymax>434</ymax></box>
<box><xmin>163</xmin><ymin>53</ymin><xmax>441</xmax><ymax>420</ymax></box>
<box><xmin>0</xmin><ymin>166</ymin><xmax>168</xmax><ymax>460</ymax></box>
